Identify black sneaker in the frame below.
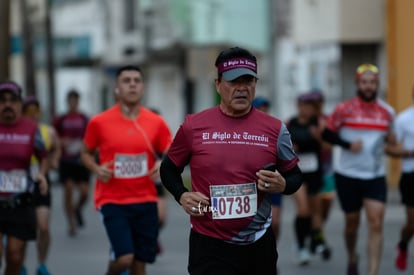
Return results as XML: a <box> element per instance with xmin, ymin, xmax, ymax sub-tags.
<box><xmin>315</xmin><ymin>244</ymin><xmax>332</xmax><ymax>260</ymax></box>
<box><xmin>75</xmin><ymin>208</ymin><xmax>84</xmax><ymax>227</ymax></box>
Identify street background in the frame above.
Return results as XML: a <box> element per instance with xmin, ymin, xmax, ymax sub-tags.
<box><xmin>18</xmin><ymin>182</ymin><xmax>413</xmax><ymax>275</ymax></box>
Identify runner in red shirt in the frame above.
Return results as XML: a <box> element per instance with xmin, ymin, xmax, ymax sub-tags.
<box><xmin>160</xmin><ymin>47</ymin><xmax>302</xmax><ymax>275</ymax></box>
<box><xmin>81</xmin><ymin>65</ymin><xmax>172</xmax><ymax>275</ymax></box>
<box><xmin>0</xmin><ymin>81</ymin><xmax>48</xmax><ymax>275</ymax></box>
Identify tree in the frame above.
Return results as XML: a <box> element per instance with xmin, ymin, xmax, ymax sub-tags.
<box><xmin>0</xmin><ymin>0</ymin><xmax>11</xmax><ymax>80</ymax></box>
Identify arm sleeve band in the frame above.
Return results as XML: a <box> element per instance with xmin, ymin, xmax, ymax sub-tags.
<box><xmin>160</xmin><ymin>156</ymin><xmax>189</xmax><ymax>203</ymax></box>
<box><xmin>322</xmin><ymin>128</ymin><xmax>351</xmax><ymax>149</ymax></box>
<box><xmin>280</xmin><ymin>165</ymin><xmax>303</xmax><ymax>195</ymax></box>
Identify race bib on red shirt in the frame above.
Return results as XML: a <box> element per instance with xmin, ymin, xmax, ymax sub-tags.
<box><xmin>114</xmin><ymin>153</ymin><xmax>148</xmax><ymax>179</ymax></box>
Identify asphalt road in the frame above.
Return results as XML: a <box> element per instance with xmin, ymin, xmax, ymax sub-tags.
<box><xmin>13</xmin><ymin>183</ymin><xmax>413</xmax><ymax>275</ymax></box>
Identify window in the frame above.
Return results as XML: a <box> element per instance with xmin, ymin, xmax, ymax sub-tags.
<box><xmin>124</xmin><ymin>0</ymin><xmax>136</xmax><ymax>32</ymax></box>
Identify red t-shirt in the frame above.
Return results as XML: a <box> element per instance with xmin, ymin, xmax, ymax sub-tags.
<box><xmin>84</xmin><ymin>105</ymin><xmax>172</xmax><ymax>209</ymax></box>
<box><xmin>168</xmin><ymin>106</ymin><xmax>298</xmax><ymax>244</ymax></box>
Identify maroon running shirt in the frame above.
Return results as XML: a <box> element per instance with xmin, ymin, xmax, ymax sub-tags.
<box><xmin>0</xmin><ymin>118</ymin><xmax>46</xmax><ymax>198</ymax></box>
<box><xmin>53</xmin><ymin>112</ymin><xmax>88</xmax><ymax>160</ymax></box>
<box><xmin>168</xmin><ymin>106</ymin><xmax>298</xmax><ymax>244</ymax></box>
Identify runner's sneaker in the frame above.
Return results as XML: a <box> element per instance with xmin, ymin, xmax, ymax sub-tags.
<box><xmin>395</xmin><ymin>245</ymin><xmax>408</xmax><ymax>271</ymax></box>
<box><xmin>315</xmin><ymin>243</ymin><xmax>332</xmax><ymax>261</ymax></box>
<box><xmin>297</xmin><ymin>248</ymin><xmax>311</xmax><ymax>266</ymax></box>
<box><xmin>37</xmin><ymin>264</ymin><xmax>51</xmax><ymax>275</ymax></box>
<box><xmin>120</xmin><ymin>270</ymin><xmax>129</xmax><ymax>275</ymax></box>
<box><xmin>20</xmin><ymin>266</ymin><xmax>27</xmax><ymax>275</ymax></box>
<box><xmin>75</xmin><ymin>207</ymin><xmax>84</xmax><ymax>227</ymax></box>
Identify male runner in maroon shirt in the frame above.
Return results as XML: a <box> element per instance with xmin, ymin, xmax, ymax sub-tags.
<box><xmin>0</xmin><ymin>81</ymin><xmax>48</xmax><ymax>275</ymax></box>
<box><xmin>53</xmin><ymin>90</ymin><xmax>89</xmax><ymax>236</ymax></box>
<box><xmin>160</xmin><ymin>47</ymin><xmax>302</xmax><ymax>275</ymax></box>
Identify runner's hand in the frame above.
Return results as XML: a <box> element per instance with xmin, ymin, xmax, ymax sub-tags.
<box><xmin>179</xmin><ymin>191</ymin><xmax>210</xmax><ymax>216</ymax></box>
<box><xmin>350</xmin><ymin>140</ymin><xmax>363</xmax><ymax>153</ymax></box>
<box><xmin>35</xmin><ymin>174</ymin><xmax>48</xmax><ymax>195</ymax></box>
<box><xmin>96</xmin><ymin>161</ymin><xmax>113</xmax><ymax>183</ymax></box>
<box><xmin>256</xmin><ymin>169</ymin><xmax>286</xmax><ymax>193</ymax></box>
<box><xmin>148</xmin><ymin>159</ymin><xmax>162</xmax><ymax>181</ymax></box>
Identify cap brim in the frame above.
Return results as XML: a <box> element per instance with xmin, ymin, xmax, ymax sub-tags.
<box><xmin>222</xmin><ymin>68</ymin><xmax>257</xmax><ymax>81</ymax></box>
<box><xmin>0</xmin><ymin>89</ymin><xmax>20</xmax><ymax>97</ymax></box>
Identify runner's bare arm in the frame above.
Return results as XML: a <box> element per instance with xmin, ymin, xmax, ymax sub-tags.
<box><xmin>81</xmin><ymin>143</ymin><xmax>113</xmax><ymax>182</ymax></box>
<box><xmin>148</xmin><ymin>153</ymin><xmax>168</xmax><ymax>181</ymax></box>
<box><xmin>36</xmin><ymin>156</ymin><xmax>49</xmax><ymax>195</ymax></box>
<box><xmin>385</xmin><ymin>133</ymin><xmax>414</xmax><ymax>158</ymax></box>
<box><xmin>48</xmin><ymin>126</ymin><xmax>61</xmax><ymax>169</ymax></box>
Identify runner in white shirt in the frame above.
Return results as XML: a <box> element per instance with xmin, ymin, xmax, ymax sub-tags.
<box><xmin>385</xmin><ymin>85</ymin><xmax>414</xmax><ymax>271</ymax></box>
<box><xmin>322</xmin><ymin>64</ymin><xmax>394</xmax><ymax>275</ymax></box>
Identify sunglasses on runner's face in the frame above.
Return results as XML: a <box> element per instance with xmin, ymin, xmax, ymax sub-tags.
<box><xmin>356</xmin><ymin>64</ymin><xmax>379</xmax><ymax>75</ymax></box>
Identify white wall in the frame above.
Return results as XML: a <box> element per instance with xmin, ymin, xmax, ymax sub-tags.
<box><xmin>52</xmin><ymin>0</ymin><xmax>105</xmax><ymax>57</ymax></box>
<box><xmin>275</xmin><ymin>39</ymin><xmax>341</xmax><ymax>121</ymax></box>
<box><xmin>339</xmin><ymin>0</ymin><xmax>384</xmax><ymax>42</ymax></box>
<box><xmin>101</xmin><ymin>0</ymin><xmax>145</xmax><ymax>65</ymax></box>
<box><xmin>145</xmin><ymin>63</ymin><xmax>185</xmax><ymax>134</ymax></box>
<box><xmin>292</xmin><ymin>0</ymin><xmax>340</xmax><ymax>44</ymax></box>
<box><xmin>55</xmin><ymin>68</ymin><xmax>101</xmax><ymax>117</ymax></box>
<box><xmin>292</xmin><ymin>0</ymin><xmax>383</xmax><ymax>44</ymax></box>
<box><xmin>190</xmin><ymin>0</ymin><xmax>269</xmax><ymax>52</ymax></box>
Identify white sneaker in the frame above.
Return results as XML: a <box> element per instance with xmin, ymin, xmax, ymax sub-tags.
<box><xmin>297</xmin><ymin>248</ymin><xmax>311</xmax><ymax>266</ymax></box>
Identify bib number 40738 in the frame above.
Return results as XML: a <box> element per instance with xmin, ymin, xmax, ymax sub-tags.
<box><xmin>210</xmin><ymin>183</ymin><xmax>257</xmax><ymax>220</ymax></box>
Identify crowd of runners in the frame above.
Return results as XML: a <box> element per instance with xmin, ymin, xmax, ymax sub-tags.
<box><xmin>0</xmin><ymin>46</ymin><xmax>413</xmax><ymax>275</ymax></box>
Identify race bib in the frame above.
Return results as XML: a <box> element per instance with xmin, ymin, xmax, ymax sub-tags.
<box><xmin>0</xmin><ymin>170</ymin><xmax>28</xmax><ymax>193</ymax></box>
<box><xmin>114</xmin><ymin>153</ymin><xmax>148</xmax><ymax>179</ymax></box>
<box><xmin>210</xmin><ymin>183</ymin><xmax>257</xmax><ymax>220</ymax></box>
<box><xmin>298</xmin><ymin>153</ymin><xmax>318</xmax><ymax>173</ymax></box>
<box><xmin>66</xmin><ymin>139</ymin><xmax>83</xmax><ymax>155</ymax></box>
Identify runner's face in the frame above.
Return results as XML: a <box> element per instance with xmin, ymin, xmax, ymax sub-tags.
<box><xmin>356</xmin><ymin>73</ymin><xmax>378</xmax><ymax>102</ymax></box>
<box><xmin>24</xmin><ymin>104</ymin><xmax>40</xmax><ymax>121</ymax></box>
<box><xmin>215</xmin><ymin>75</ymin><xmax>257</xmax><ymax>117</ymax></box>
<box><xmin>297</xmin><ymin>101</ymin><xmax>316</xmax><ymax>119</ymax></box>
<box><xmin>67</xmin><ymin>96</ymin><xmax>79</xmax><ymax>112</ymax></box>
<box><xmin>0</xmin><ymin>92</ymin><xmax>22</xmax><ymax>124</ymax></box>
<box><xmin>116</xmin><ymin>70</ymin><xmax>144</xmax><ymax>106</ymax></box>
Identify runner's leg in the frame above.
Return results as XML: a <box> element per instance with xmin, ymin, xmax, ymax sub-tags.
<box><xmin>364</xmin><ymin>199</ymin><xmax>385</xmax><ymax>275</ymax></box>
<box><xmin>5</xmin><ymin>236</ymin><xmax>26</xmax><ymax>275</ymax></box>
<box><xmin>63</xmin><ymin>179</ymin><xmax>76</xmax><ymax>235</ymax></box>
<box><xmin>36</xmin><ymin>206</ymin><xmax>51</xmax><ymax>264</ymax></box>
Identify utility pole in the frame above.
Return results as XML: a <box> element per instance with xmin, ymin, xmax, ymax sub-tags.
<box><xmin>0</xmin><ymin>0</ymin><xmax>11</xmax><ymax>80</ymax></box>
<box><xmin>45</xmin><ymin>0</ymin><xmax>56</xmax><ymax>118</ymax></box>
<box><xmin>20</xmin><ymin>0</ymin><xmax>36</xmax><ymax>96</ymax></box>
